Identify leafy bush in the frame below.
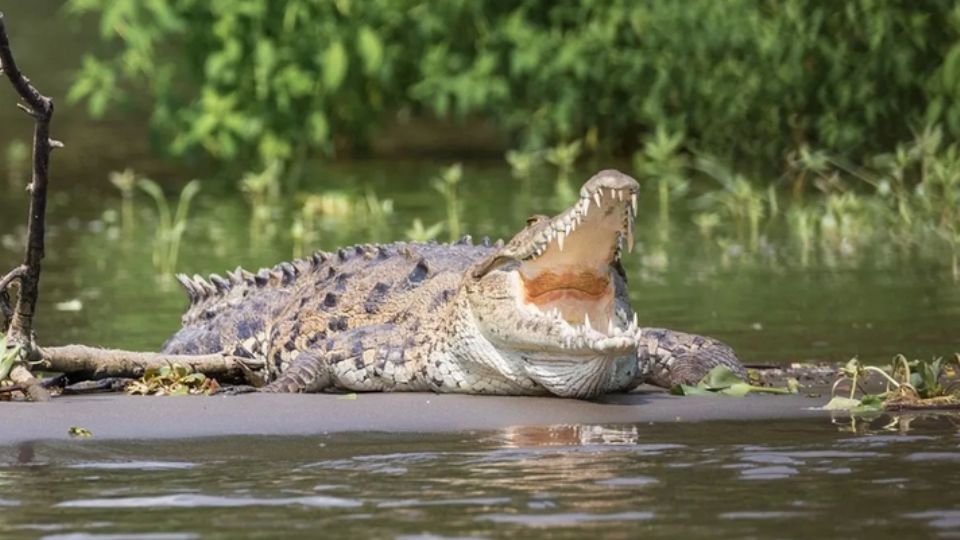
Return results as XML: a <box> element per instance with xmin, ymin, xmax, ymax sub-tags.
<box><xmin>68</xmin><ymin>0</ymin><xmax>960</xmax><ymax>169</ymax></box>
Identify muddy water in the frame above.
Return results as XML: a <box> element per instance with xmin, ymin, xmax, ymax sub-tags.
<box><xmin>1</xmin><ymin>418</ymin><xmax>959</xmax><ymax>539</ymax></box>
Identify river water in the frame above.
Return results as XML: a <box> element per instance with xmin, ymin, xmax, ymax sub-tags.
<box><xmin>1</xmin><ymin>418</ymin><xmax>959</xmax><ymax>539</ymax></box>
<box><xmin>2</xmin><ymin>2</ymin><xmax>960</xmax><ymax>538</ymax></box>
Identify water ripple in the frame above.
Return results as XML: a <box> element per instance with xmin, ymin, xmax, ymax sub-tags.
<box><xmin>903</xmin><ymin>452</ymin><xmax>960</xmax><ymax>462</ymax></box>
<box><xmin>55</xmin><ymin>494</ymin><xmax>361</xmax><ymax>509</ymax></box>
<box><xmin>67</xmin><ymin>461</ymin><xmax>196</xmax><ymax>471</ymax></box>
<box><xmin>740</xmin><ymin>466</ymin><xmax>800</xmax><ymax>480</ymax></box>
<box><xmin>596</xmin><ymin>475</ymin><xmax>658</xmax><ymax>487</ymax></box>
<box><xmin>378</xmin><ymin>497</ymin><xmax>511</xmax><ymax>508</ymax></box>
<box><xmin>42</xmin><ymin>534</ymin><xmax>198</xmax><ymax>540</ymax></box>
<box><xmin>475</xmin><ymin>511</ymin><xmax>654</xmax><ymax>526</ymax></box>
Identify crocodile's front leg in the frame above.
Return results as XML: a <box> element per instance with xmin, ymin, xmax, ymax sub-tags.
<box><xmin>263</xmin><ymin>324</ymin><xmax>423</xmax><ymax>393</ymax></box>
<box><xmin>635</xmin><ymin>328</ymin><xmax>746</xmax><ymax>389</ymax></box>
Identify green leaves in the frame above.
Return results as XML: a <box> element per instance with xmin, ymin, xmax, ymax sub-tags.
<box><xmin>322</xmin><ymin>40</ymin><xmax>348</xmax><ymax>91</ymax></box>
<box><xmin>0</xmin><ymin>332</ymin><xmax>22</xmax><ymax>383</ymax></box>
<box><xmin>126</xmin><ymin>363</ymin><xmax>220</xmax><ymax>396</ymax></box>
<box><xmin>822</xmin><ymin>394</ymin><xmax>884</xmax><ymax>413</ymax></box>
<box><xmin>671</xmin><ymin>366</ymin><xmax>799</xmax><ymax>397</ymax></box>
<box><xmin>66</xmin><ymin>0</ymin><xmax>960</xmax><ymax>169</ymax></box>
<box><xmin>357</xmin><ymin>26</ymin><xmax>383</xmax><ymax>76</ymax></box>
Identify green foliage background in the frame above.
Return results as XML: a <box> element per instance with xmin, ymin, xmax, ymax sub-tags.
<box><xmin>67</xmin><ymin>0</ymin><xmax>960</xmax><ymax>168</ymax></box>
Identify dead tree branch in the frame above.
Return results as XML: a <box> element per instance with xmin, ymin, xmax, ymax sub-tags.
<box><xmin>0</xmin><ymin>264</ymin><xmax>26</xmax><ymax>326</ymax></box>
<box><xmin>35</xmin><ymin>345</ymin><xmax>262</xmax><ymax>381</ymax></box>
<box><xmin>0</xmin><ymin>12</ymin><xmax>57</xmax><ymax>401</ymax></box>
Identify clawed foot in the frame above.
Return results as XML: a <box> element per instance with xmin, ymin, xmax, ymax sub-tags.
<box><xmin>211</xmin><ymin>384</ymin><xmax>261</xmax><ymax>395</ymax></box>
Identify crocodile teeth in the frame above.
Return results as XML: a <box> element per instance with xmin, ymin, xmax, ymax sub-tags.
<box><xmin>631</xmin><ymin>193</ymin><xmax>638</xmax><ymax>214</ymax></box>
<box><xmin>593</xmin><ymin>192</ymin><xmax>602</xmax><ymax>208</ymax></box>
<box><xmin>557</xmin><ymin>232</ymin><xmax>565</xmax><ymax>252</ymax></box>
<box><xmin>633</xmin><ymin>313</ymin><xmax>639</xmax><ymax>329</ymax></box>
<box><xmin>583</xmin><ymin>313</ymin><xmax>591</xmax><ymax>330</ymax></box>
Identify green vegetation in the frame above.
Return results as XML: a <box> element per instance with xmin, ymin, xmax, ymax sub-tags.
<box><xmin>671</xmin><ymin>365</ymin><xmax>798</xmax><ymax>397</ymax></box>
<box><xmin>66</xmin><ymin>0</ymin><xmax>960</xmax><ymax>170</ymax></box>
<box><xmin>0</xmin><ymin>332</ymin><xmax>21</xmax><ymax>383</ymax></box>
<box><xmin>64</xmin><ymin>0</ymin><xmax>960</xmax><ymax>277</ymax></box>
<box><xmin>825</xmin><ymin>355</ymin><xmax>960</xmax><ymax>413</ymax></box>
<box><xmin>431</xmin><ymin>163</ymin><xmax>463</xmax><ymax>241</ymax></box>
<box><xmin>126</xmin><ymin>364</ymin><xmax>220</xmax><ymax>396</ymax></box>
<box><xmin>108</xmin><ymin>168</ymin><xmax>138</xmax><ymax>232</ymax></box>
<box><xmin>136</xmin><ymin>177</ymin><xmax>201</xmax><ymax>277</ymax></box>
<box><xmin>629</xmin><ymin>126</ymin><xmax>960</xmax><ymax>276</ymax></box>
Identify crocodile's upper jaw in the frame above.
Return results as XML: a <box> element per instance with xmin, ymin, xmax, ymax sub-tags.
<box><xmin>465</xmin><ymin>170</ymin><xmax>640</xmax><ymax>397</ymax></box>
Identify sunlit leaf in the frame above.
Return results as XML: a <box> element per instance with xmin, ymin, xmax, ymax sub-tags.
<box><xmin>321</xmin><ymin>40</ymin><xmax>348</xmax><ymax>91</ymax></box>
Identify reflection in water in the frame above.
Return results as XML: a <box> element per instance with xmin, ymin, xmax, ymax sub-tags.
<box><xmin>494</xmin><ymin>424</ymin><xmax>644</xmax><ymax>447</ymax></box>
<box><xmin>2</xmin><ymin>418</ymin><xmax>957</xmax><ymax>538</ymax></box>
<box><xmin>831</xmin><ymin>411</ymin><xmax>960</xmax><ymax>435</ymax></box>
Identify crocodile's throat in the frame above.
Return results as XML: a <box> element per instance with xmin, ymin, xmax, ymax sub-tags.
<box><xmin>517</xmin><ymin>183</ymin><xmax>630</xmax><ymax>332</ymax></box>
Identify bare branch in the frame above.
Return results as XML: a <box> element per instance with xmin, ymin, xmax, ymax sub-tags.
<box><xmin>0</xmin><ymin>264</ymin><xmax>26</xmax><ymax>296</ymax></box>
<box><xmin>36</xmin><ymin>345</ymin><xmax>263</xmax><ymax>380</ymax></box>
<box><xmin>0</xmin><ymin>12</ymin><xmax>58</xmax><ymax>401</ymax></box>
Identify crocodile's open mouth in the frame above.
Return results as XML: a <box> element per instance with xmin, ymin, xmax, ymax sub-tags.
<box><xmin>518</xmin><ymin>173</ymin><xmax>637</xmax><ymax>340</ymax></box>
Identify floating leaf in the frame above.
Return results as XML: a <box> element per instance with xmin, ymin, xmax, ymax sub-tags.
<box><xmin>671</xmin><ymin>366</ymin><xmax>798</xmax><ymax>397</ymax></box>
<box><xmin>68</xmin><ymin>427</ymin><xmax>93</xmax><ymax>438</ymax></box>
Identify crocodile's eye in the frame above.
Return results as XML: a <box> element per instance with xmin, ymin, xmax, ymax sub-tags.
<box><xmin>526</xmin><ymin>214</ymin><xmax>549</xmax><ymax>227</ymax></box>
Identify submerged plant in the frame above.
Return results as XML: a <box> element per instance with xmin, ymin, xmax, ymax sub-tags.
<box><xmin>138</xmin><ymin>178</ymin><xmax>201</xmax><ymax>278</ymax></box>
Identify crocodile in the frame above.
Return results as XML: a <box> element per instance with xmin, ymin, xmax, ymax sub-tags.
<box><xmin>161</xmin><ymin>170</ymin><xmax>745</xmax><ymax>398</ymax></box>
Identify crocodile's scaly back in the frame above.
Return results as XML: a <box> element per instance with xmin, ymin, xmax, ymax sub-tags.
<box><xmin>163</xmin><ymin>238</ymin><xmax>499</xmax><ymax>379</ymax></box>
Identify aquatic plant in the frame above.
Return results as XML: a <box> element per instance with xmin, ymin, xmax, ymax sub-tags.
<box><xmin>505</xmin><ymin>148</ymin><xmax>542</xmax><ymax>181</ymax></box>
<box><xmin>633</xmin><ymin>127</ymin><xmax>688</xmax><ymax>231</ymax></box>
<box><xmin>405</xmin><ymin>218</ymin><xmax>444</xmax><ymax>243</ymax></box>
<box><xmin>694</xmin><ymin>157</ymin><xmax>767</xmax><ymax>252</ymax></box>
<box><xmin>137</xmin><ymin>178</ymin><xmax>201</xmax><ymax>278</ymax></box>
<box><xmin>292</xmin><ymin>188</ymin><xmax>395</xmax><ymax>258</ymax></box>
<box><xmin>431</xmin><ymin>163</ymin><xmax>463</xmax><ymax>242</ymax></box>
<box><xmin>545</xmin><ymin>140</ymin><xmax>581</xmax><ymax>184</ymax></box>
<box><xmin>108</xmin><ymin>168</ymin><xmax>137</xmax><ymax>232</ymax></box>
<box><xmin>240</xmin><ymin>161</ymin><xmax>283</xmax><ymax>242</ymax></box>
<box><xmin>671</xmin><ymin>365</ymin><xmax>798</xmax><ymax>397</ymax></box>
<box><xmin>826</xmin><ymin>356</ymin><xmax>960</xmax><ymax>413</ymax></box>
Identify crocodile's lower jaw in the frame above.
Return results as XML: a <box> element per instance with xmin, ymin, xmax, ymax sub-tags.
<box><xmin>523</xmin><ymin>353</ymin><xmax>635</xmax><ymax>398</ymax></box>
